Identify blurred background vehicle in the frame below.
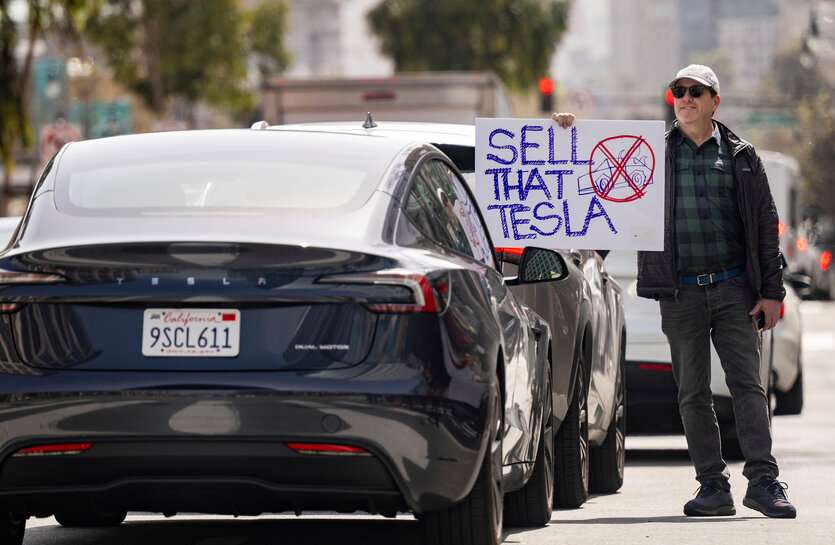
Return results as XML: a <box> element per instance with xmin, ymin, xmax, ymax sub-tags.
<box><xmin>0</xmin><ymin>216</ymin><xmax>20</xmax><ymax>248</ymax></box>
<box><xmin>794</xmin><ymin>218</ymin><xmax>835</xmax><ymax>300</ymax></box>
<box><xmin>605</xmin><ymin>250</ymin><xmax>807</xmax><ymax>458</ymax></box>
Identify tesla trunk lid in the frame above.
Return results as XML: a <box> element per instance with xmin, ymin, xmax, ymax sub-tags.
<box><xmin>1</xmin><ymin>242</ymin><xmax>408</xmax><ymax>372</ymax></box>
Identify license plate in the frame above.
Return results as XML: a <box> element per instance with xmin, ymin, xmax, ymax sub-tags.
<box><xmin>142</xmin><ymin>309</ymin><xmax>240</xmax><ymax>357</ymax></box>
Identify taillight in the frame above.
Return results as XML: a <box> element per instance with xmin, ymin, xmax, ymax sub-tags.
<box><xmin>797</xmin><ymin>238</ymin><xmax>808</xmax><ymax>252</ymax></box>
<box><xmin>637</xmin><ymin>363</ymin><xmax>673</xmax><ymax>371</ymax></box>
<box><xmin>777</xmin><ymin>222</ymin><xmax>786</xmax><ymax>237</ymax></box>
<box><xmin>320</xmin><ymin>270</ymin><xmax>449</xmax><ymax>313</ymax></box>
<box><xmin>0</xmin><ymin>303</ymin><xmax>24</xmax><ymax>313</ymax></box>
<box><xmin>285</xmin><ymin>443</ymin><xmax>370</xmax><ymax>456</ymax></box>
<box><xmin>495</xmin><ymin>247</ymin><xmax>524</xmax><ymax>256</ymax></box>
<box><xmin>13</xmin><ymin>443</ymin><xmax>93</xmax><ymax>457</ymax></box>
<box><xmin>0</xmin><ymin>269</ymin><xmax>65</xmax><ymax>284</ymax></box>
<box><xmin>820</xmin><ymin>251</ymin><xmax>831</xmax><ymax>272</ymax></box>
<box><xmin>365</xmin><ymin>274</ymin><xmax>440</xmax><ymax>312</ymax></box>
<box><xmin>779</xmin><ymin>302</ymin><xmax>785</xmax><ymax>320</ymax></box>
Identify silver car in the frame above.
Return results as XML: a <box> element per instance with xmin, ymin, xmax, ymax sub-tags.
<box><xmin>268</xmin><ymin>119</ymin><xmax>629</xmax><ymax>506</ymax></box>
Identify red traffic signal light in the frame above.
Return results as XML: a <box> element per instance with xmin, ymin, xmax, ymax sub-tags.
<box><xmin>538</xmin><ymin>77</ymin><xmax>555</xmax><ymax>95</ymax></box>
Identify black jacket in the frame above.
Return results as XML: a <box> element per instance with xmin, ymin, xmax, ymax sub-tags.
<box><xmin>636</xmin><ymin>120</ymin><xmax>785</xmax><ymax>302</ymax></box>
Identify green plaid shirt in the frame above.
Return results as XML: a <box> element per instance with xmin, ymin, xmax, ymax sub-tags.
<box><xmin>673</xmin><ymin>124</ymin><xmax>746</xmax><ymax>275</ymax></box>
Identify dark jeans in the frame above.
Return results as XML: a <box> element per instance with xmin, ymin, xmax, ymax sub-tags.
<box><xmin>659</xmin><ymin>275</ymin><xmax>778</xmax><ymax>486</ymax></box>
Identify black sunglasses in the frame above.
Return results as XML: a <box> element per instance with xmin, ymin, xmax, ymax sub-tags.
<box><xmin>670</xmin><ymin>85</ymin><xmax>712</xmax><ymax>99</ymax></box>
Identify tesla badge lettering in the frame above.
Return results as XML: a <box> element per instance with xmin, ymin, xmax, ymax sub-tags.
<box><xmin>295</xmin><ymin>344</ymin><xmax>350</xmax><ymax>351</ymax></box>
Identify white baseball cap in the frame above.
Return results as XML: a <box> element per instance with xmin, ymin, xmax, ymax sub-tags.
<box><xmin>669</xmin><ymin>64</ymin><xmax>720</xmax><ymax>96</ymax></box>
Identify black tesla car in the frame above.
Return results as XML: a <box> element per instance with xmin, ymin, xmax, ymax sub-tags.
<box><xmin>0</xmin><ymin>128</ymin><xmax>563</xmax><ymax>545</ymax></box>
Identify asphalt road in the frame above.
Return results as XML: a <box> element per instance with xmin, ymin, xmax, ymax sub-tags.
<box><xmin>22</xmin><ymin>301</ymin><xmax>835</xmax><ymax>545</ymax></box>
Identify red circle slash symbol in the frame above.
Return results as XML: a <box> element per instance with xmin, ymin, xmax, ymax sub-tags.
<box><xmin>588</xmin><ymin>135</ymin><xmax>655</xmax><ymax>203</ymax></box>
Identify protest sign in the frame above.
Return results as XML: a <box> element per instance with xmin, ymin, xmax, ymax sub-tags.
<box><xmin>474</xmin><ymin>118</ymin><xmax>665</xmax><ymax>250</ymax></box>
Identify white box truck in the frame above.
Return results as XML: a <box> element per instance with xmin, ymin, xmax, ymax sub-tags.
<box><xmin>760</xmin><ymin>150</ymin><xmax>802</xmax><ymax>268</ymax></box>
<box><xmin>261</xmin><ymin>71</ymin><xmax>512</xmax><ymax>125</ymax></box>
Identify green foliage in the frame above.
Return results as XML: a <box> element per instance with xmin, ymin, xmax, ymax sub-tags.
<box><xmin>796</xmin><ymin>93</ymin><xmax>835</xmax><ymax>219</ymax></box>
<box><xmin>758</xmin><ymin>45</ymin><xmax>835</xmax><ymax>219</ymax></box>
<box><xmin>246</xmin><ymin>0</ymin><xmax>291</xmax><ymax>74</ymax></box>
<box><xmin>0</xmin><ymin>1</ymin><xmax>28</xmax><ymax>169</ymax></box>
<box><xmin>0</xmin><ymin>0</ymin><xmax>83</xmax><ymax>169</ymax></box>
<box><xmin>83</xmin><ymin>0</ymin><xmax>289</xmax><ymax>119</ymax></box>
<box><xmin>367</xmin><ymin>0</ymin><xmax>570</xmax><ymax>90</ymax></box>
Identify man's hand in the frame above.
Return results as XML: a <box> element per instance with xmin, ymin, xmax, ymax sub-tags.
<box><xmin>551</xmin><ymin>112</ymin><xmax>575</xmax><ymax>129</ymax></box>
<box><xmin>750</xmin><ymin>298</ymin><xmax>781</xmax><ymax>331</ymax></box>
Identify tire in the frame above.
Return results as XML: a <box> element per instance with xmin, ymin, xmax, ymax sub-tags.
<box><xmin>0</xmin><ymin>512</ymin><xmax>25</xmax><ymax>545</ymax></box>
<box><xmin>553</xmin><ymin>355</ymin><xmax>589</xmax><ymax>508</ymax></box>
<box><xmin>55</xmin><ymin>509</ymin><xmax>127</xmax><ymax>528</ymax></box>
<box><xmin>590</xmin><ymin>347</ymin><xmax>626</xmax><ymax>493</ymax></box>
<box><xmin>420</xmin><ymin>381</ymin><xmax>503</xmax><ymax>545</ymax></box>
<box><xmin>774</xmin><ymin>367</ymin><xmax>803</xmax><ymax>416</ymax></box>
<box><xmin>504</xmin><ymin>368</ymin><xmax>554</xmax><ymax>526</ymax></box>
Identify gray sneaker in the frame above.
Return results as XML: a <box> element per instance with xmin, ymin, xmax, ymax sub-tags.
<box><xmin>743</xmin><ymin>476</ymin><xmax>797</xmax><ymax>518</ymax></box>
<box><xmin>683</xmin><ymin>480</ymin><xmax>735</xmax><ymax>516</ymax></box>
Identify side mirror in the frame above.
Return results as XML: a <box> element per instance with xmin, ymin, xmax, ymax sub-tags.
<box><xmin>516</xmin><ymin>247</ymin><xmax>569</xmax><ymax>284</ymax></box>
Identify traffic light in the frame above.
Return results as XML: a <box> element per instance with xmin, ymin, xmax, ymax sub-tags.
<box><xmin>539</xmin><ymin>77</ymin><xmax>554</xmax><ymax>113</ymax></box>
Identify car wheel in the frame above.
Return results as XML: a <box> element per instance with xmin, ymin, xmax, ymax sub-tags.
<box><xmin>504</xmin><ymin>367</ymin><xmax>554</xmax><ymax>526</ymax></box>
<box><xmin>420</xmin><ymin>379</ymin><xmax>503</xmax><ymax>545</ymax></box>
<box><xmin>0</xmin><ymin>511</ymin><xmax>25</xmax><ymax>545</ymax></box>
<box><xmin>553</xmin><ymin>354</ymin><xmax>589</xmax><ymax>508</ymax></box>
<box><xmin>590</xmin><ymin>347</ymin><xmax>626</xmax><ymax>493</ymax></box>
<box><xmin>774</xmin><ymin>366</ymin><xmax>803</xmax><ymax>416</ymax></box>
<box><xmin>55</xmin><ymin>509</ymin><xmax>127</xmax><ymax>528</ymax></box>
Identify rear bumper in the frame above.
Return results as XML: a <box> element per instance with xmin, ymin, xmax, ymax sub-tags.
<box><xmin>0</xmin><ymin>367</ymin><xmax>494</xmax><ymax>517</ymax></box>
<box><xmin>625</xmin><ymin>360</ymin><xmax>737</xmax><ymax>434</ymax></box>
<box><xmin>625</xmin><ymin>360</ymin><xmax>681</xmax><ymax>433</ymax></box>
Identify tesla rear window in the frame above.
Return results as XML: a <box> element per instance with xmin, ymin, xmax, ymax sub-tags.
<box><xmin>52</xmin><ymin>131</ymin><xmax>397</xmax><ymax>216</ymax></box>
<box><xmin>66</xmin><ymin>161</ymin><xmax>367</xmax><ymax>211</ymax></box>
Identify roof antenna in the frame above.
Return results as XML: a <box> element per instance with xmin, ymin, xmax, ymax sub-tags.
<box><xmin>363</xmin><ymin>112</ymin><xmax>377</xmax><ymax>129</ymax></box>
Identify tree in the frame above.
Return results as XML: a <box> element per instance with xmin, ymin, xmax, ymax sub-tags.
<box><xmin>246</xmin><ymin>0</ymin><xmax>291</xmax><ymax>78</ymax></box>
<box><xmin>796</xmin><ymin>93</ymin><xmax>835</xmax><ymax>219</ymax></box>
<box><xmin>367</xmin><ymin>0</ymin><xmax>571</xmax><ymax>90</ymax></box>
<box><xmin>0</xmin><ymin>0</ymin><xmax>81</xmax><ymax>214</ymax></box>
<box><xmin>0</xmin><ymin>0</ymin><xmax>31</xmax><ymax>172</ymax></box>
<box><xmin>82</xmin><ymin>0</ymin><xmax>290</xmax><ymax>120</ymax></box>
<box><xmin>758</xmin><ymin>44</ymin><xmax>835</xmax><ymax>219</ymax></box>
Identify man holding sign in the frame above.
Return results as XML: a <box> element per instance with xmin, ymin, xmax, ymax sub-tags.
<box><xmin>554</xmin><ymin>64</ymin><xmax>795</xmax><ymax>519</ymax></box>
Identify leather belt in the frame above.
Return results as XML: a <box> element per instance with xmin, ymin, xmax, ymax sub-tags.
<box><xmin>680</xmin><ymin>267</ymin><xmax>743</xmax><ymax>286</ymax></box>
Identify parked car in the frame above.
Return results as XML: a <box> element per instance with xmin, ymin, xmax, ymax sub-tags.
<box><xmin>763</xmin><ymin>259</ymin><xmax>809</xmax><ymax>416</ymax></box>
<box><xmin>605</xmin><ymin>250</ymin><xmax>806</xmax><ymax>457</ymax></box>
<box><xmin>794</xmin><ymin>219</ymin><xmax>834</xmax><ymax>300</ymax></box>
<box><xmin>0</xmin><ymin>216</ymin><xmax>20</xmax><ymax>248</ymax></box>
<box><xmin>268</xmin><ymin>119</ymin><xmax>628</xmax><ymax>505</ymax></box>
<box><xmin>0</xmin><ymin>128</ymin><xmax>561</xmax><ymax>545</ymax></box>
<box><xmin>497</xmin><ymin>247</ymin><xmax>626</xmax><ymax>505</ymax></box>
